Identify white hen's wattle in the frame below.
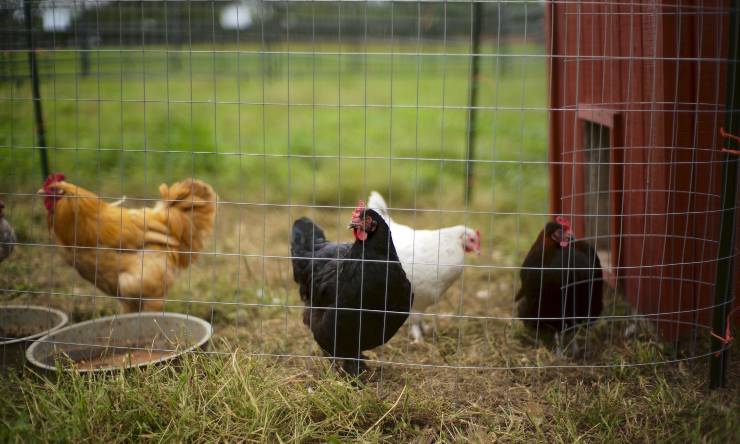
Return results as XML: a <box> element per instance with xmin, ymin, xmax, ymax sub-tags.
<box><xmin>367</xmin><ymin>191</ymin><xmax>479</xmax><ymax>342</ymax></box>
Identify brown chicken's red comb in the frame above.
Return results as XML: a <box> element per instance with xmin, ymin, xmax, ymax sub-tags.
<box><xmin>43</xmin><ymin>172</ymin><xmax>66</xmax><ymax>189</ymax></box>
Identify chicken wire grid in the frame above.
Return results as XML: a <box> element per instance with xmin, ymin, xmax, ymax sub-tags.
<box><xmin>0</xmin><ymin>0</ymin><xmax>738</xmax><ymax>384</ymax></box>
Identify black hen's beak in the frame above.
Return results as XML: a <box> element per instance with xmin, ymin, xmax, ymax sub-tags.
<box><xmin>347</xmin><ymin>220</ymin><xmax>362</xmax><ymax>229</ymax></box>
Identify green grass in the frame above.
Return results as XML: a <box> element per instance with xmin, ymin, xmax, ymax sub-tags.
<box><xmin>1</xmin><ymin>42</ymin><xmax>548</xmax><ymax>212</ymax></box>
<box><xmin>1</xmin><ymin>350</ymin><xmax>737</xmax><ymax>442</ymax></box>
<box><xmin>1</xmin><ymin>43</ymin><xmax>737</xmax><ymax>442</ymax></box>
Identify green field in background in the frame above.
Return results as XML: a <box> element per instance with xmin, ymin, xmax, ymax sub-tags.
<box><xmin>0</xmin><ymin>42</ymin><xmax>548</xmax><ymax>213</ymax></box>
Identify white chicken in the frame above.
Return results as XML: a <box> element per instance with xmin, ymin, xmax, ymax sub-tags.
<box><xmin>367</xmin><ymin>191</ymin><xmax>481</xmax><ymax>343</ymax></box>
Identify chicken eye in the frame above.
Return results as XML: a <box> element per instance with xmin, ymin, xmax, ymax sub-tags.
<box><xmin>365</xmin><ymin>215</ymin><xmax>377</xmax><ymax>232</ymax></box>
<box><xmin>551</xmin><ymin>228</ymin><xmax>562</xmax><ymax>243</ymax></box>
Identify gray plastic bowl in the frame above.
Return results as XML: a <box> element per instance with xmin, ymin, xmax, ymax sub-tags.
<box><xmin>26</xmin><ymin>312</ymin><xmax>212</xmax><ymax>373</ymax></box>
<box><xmin>1</xmin><ymin>305</ymin><xmax>69</xmax><ymax>369</ymax></box>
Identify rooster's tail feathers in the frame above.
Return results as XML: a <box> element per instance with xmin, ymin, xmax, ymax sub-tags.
<box><xmin>159</xmin><ymin>179</ymin><xmax>217</xmax><ymax>210</ymax></box>
<box><xmin>158</xmin><ymin>179</ymin><xmax>217</xmax><ymax>267</ymax></box>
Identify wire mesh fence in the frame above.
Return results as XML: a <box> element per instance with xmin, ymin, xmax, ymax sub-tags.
<box><xmin>0</xmin><ymin>0</ymin><xmax>738</xmax><ymax>385</ymax></box>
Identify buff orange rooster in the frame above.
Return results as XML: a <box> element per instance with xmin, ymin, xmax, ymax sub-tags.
<box><xmin>39</xmin><ymin>173</ymin><xmax>217</xmax><ymax>312</ymax></box>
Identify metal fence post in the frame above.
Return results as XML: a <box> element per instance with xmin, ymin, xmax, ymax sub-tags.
<box><xmin>23</xmin><ymin>0</ymin><xmax>50</xmax><ymax>180</ymax></box>
<box><xmin>709</xmin><ymin>1</ymin><xmax>739</xmax><ymax>390</ymax></box>
<box><xmin>465</xmin><ymin>1</ymin><xmax>483</xmax><ymax>204</ymax></box>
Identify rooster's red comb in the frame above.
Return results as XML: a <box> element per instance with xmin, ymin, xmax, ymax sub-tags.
<box><xmin>43</xmin><ymin>172</ymin><xmax>66</xmax><ymax>189</ymax></box>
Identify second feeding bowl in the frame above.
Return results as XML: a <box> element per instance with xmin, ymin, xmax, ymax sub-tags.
<box><xmin>26</xmin><ymin>312</ymin><xmax>212</xmax><ymax>373</ymax></box>
<box><xmin>0</xmin><ymin>305</ymin><xmax>67</xmax><ymax>368</ymax></box>
<box><xmin>0</xmin><ymin>305</ymin><xmax>69</xmax><ymax>369</ymax></box>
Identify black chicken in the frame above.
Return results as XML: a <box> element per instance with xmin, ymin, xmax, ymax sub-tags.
<box><xmin>516</xmin><ymin>216</ymin><xmax>603</xmax><ymax>332</ymax></box>
<box><xmin>290</xmin><ymin>201</ymin><xmax>414</xmax><ymax>376</ymax></box>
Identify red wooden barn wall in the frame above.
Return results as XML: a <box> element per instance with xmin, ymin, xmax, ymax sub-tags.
<box><xmin>546</xmin><ymin>0</ymin><xmax>739</xmax><ymax>340</ymax></box>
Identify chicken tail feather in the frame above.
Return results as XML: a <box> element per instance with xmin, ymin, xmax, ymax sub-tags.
<box><xmin>157</xmin><ymin>179</ymin><xmax>218</xmax><ymax>267</ymax></box>
<box><xmin>367</xmin><ymin>191</ymin><xmax>390</xmax><ymax>220</ymax></box>
<box><xmin>291</xmin><ymin>217</ymin><xmax>326</xmax><ymax>258</ymax></box>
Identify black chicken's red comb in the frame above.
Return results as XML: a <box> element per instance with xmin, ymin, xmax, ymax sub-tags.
<box><xmin>351</xmin><ymin>200</ymin><xmax>366</xmax><ymax>220</ymax></box>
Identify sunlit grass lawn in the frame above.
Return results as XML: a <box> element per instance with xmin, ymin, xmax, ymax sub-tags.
<box><xmin>0</xmin><ymin>41</ymin><xmax>548</xmax><ymax>210</ymax></box>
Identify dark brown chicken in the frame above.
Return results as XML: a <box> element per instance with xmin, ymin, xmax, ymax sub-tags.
<box><xmin>516</xmin><ymin>216</ymin><xmax>603</xmax><ymax>332</ymax></box>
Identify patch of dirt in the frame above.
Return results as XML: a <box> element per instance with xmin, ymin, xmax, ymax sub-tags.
<box><xmin>73</xmin><ymin>348</ymin><xmax>172</xmax><ymax>370</ymax></box>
